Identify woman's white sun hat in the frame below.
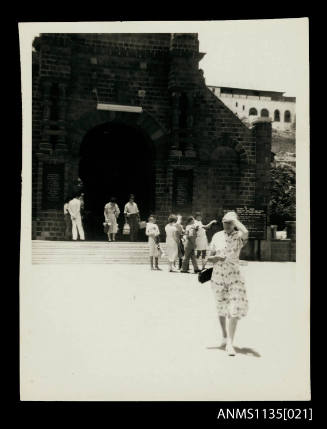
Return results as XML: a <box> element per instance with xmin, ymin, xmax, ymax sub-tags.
<box><xmin>222</xmin><ymin>211</ymin><xmax>238</xmax><ymax>223</ymax></box>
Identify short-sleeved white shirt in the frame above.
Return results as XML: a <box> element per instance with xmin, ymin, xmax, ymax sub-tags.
<box><xmin>124</xmin><ymin>202</ymin><xmax>139</xmax><ymax>215</ymax></box>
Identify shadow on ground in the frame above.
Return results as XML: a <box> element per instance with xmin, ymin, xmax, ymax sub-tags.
<box><xmin>206</xmin><ymin>345</ymin><xmax>261</xmax><ymax>358</ymax></box>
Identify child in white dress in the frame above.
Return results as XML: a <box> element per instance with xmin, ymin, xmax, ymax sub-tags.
<box><xmin>194</xmin><ymin>212</ymin><xmax>217</xmax><ymax>270</ymax></box>
<box><xmin>145</xmin><ymin>215</ymin><xmax>162</xmax><ymax>270</ymax></box>
<box><xmin>165</xmin><ymin>214</ymin><xmax>179</xmax><ymax>272</ymax></box>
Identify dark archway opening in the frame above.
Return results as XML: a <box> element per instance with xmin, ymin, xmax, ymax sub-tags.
<box><xmin>79</xmin><ymin>122</ymin><xmax>155</xmax><ymax>241</ymax></box>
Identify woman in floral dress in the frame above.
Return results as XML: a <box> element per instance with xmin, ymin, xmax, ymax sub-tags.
<box><xmin>104</xmin><ymin>197</ymin><xmax>120</xmax><ymax>241</ymax></box>
<box><xmin>207</xmin><ymin>211</ymin><xmax>249</xmax><ymax>356</ymax></box>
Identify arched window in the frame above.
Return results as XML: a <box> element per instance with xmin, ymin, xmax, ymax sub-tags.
<box><xmin>249</xmin><ymin>107</ymin><xmax>257</xmax><ymax>116</ymax></box>
<box><xmin>261</xmin><ymin>108</ymin><xmax>269</xmax><ymax>118</ymax></box>
<box><xmin>284</xmin><ymin>110</ymin><xmax>291</xmax><ymax>122</ymax></box>
<box><xmin>274</xmin><ymin>110</ymin><xmax>280</xmax><ymax>122</ymax></box>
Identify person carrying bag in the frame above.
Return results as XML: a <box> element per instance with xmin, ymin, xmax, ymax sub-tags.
<box><xmin>123</xmin><ymin>222</ymin><xmax>130</xmax><ymax>235</ymax></box>
<box><xmin>124</xmin><ymin>194</ymin><xmax>140</xmax><ymax>241</ymax></box>
<box><xmin>206</xmin><ymin>211</ymin><xmax>249</xmax><ymax>356</ymax></box>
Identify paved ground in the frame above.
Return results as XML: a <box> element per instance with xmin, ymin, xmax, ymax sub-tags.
<box><xmin>20</xmin><ymin>262</ymin><xmax>310</xmax><ymax>401</ymax></box>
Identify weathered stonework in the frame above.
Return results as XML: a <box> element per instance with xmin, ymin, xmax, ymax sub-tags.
<box><xmin>32</xmin><ymin>33</ymin><xmax>272</xmax><ymax>241</ymax></box>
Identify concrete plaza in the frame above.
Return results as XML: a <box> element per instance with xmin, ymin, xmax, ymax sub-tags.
<box><xmin>20</xmin><ymin>261</ymin><xmax>310</xmax><ymax>401</ymax></box>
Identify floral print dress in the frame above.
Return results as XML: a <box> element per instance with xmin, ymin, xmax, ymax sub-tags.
<box><xmin>146</xmin><ymin>222</ymin><xmax>160</xmax><ymax>257</ymax></box>
<box><xmin>104</xmin><ymin>203</ymin><xmax>120</xmax><ymax>234</ymax></box>
<box><xmin>209</xmin><ymin>230</ymin><xmax>248</xmax><ymax>319</ymax></box>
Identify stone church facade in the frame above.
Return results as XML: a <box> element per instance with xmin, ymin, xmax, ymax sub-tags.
<box><xmin>32</xmin><ymin>33</ymin><xmax>272</xmax><ymax>241</ymax></box>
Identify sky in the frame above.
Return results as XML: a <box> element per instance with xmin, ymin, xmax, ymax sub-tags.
<box><xmin>28</xmin><ymin>19</ymin><xmax>308</xmax><ymax>98</ymax></box>
<box><xmin>197</xmin><ymin>19</ymin><xmax>308</xmax><ymax>97</ymax></box>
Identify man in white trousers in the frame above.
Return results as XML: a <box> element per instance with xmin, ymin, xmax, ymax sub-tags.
<box><xmin>68</xmin><ymin>194</ymin><xmax>85</xmax><ymax>241</ymax></box>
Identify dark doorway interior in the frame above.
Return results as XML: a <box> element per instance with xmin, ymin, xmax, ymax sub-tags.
<box><xmin>79</xmin><ymin>122</ymin><xmax>155</xmax><ymax>241</ymax></box>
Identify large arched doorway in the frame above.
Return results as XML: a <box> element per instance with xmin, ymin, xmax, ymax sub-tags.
<box><xmin>79</xmin><ymin>122</ymin><xmax>155</xmax><ymax>240</ymax></box>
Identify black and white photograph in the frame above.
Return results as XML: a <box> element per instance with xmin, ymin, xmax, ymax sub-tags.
<box><xmin>19</xmin><ymin>19</ymin><xmax>310</xmax><ymax>402</ymax></box>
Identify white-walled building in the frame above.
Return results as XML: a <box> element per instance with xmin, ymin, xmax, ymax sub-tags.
<box><xmin>208</xmin><ymin>86</ymin><xmax>296</xmax><ymax>132</ymax></box>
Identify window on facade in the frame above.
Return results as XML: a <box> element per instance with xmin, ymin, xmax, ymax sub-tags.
<box><xmin>49</xmin><ymin>134</ymin><xmax>59</xmax><ymax>149</ymax></box>
<box><xmin>249</xmin><ymin>107</ymin><xmax>257</xmax><ymax>116</ymax></box>
<box><xmin>235</xmin><ymin>102</ymin><xmax>238</xmax><ymax>107</ymax></box>
<box><xmin>261</xmin><ymin>108</ymin><xmax>269</xmax><ymax>118</ymax></box>
<box><xmin>284</xmin><ymin>110</ymin><xmax>291</xmax><ymax>122</ymax></box>
<box><xmin>50</xmin><ymin>83</ymin><xmax>60</xmax><ymax>121</ymax></box>
<box><xmin>243</xmin><ymin>105</ymin><xmax>245</xmax><ymax>111</ymax></box>
<box><xmin>179</xmin><ymin>92</ymin><xmax>188</xmax><ymax>129</ymax></box>
<box><xmin>274</xmin><ymin>110</ymin><xmax>280</xmax><ymax>121</ymax></box>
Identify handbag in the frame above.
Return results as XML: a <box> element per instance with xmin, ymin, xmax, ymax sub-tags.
<box><xmin>198</xmin><ymin>267</ymin><xmax>213</xmax><ymax>284</ymax></box>
<box><xmin>103</xmin><ymin>222</ymin><xmax>110</xmax><ymax>234</ymax></box>
<box><xmin>123</xmin><ymin>222</ymin><xmax>130</xmax><ymax>235</ymax></box>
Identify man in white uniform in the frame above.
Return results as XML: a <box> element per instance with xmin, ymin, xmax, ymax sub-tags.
<box><xmin>68</xmin><ymin>194</ymin><xmax>85</xmax><ymax>241</ymax></box>
<box><xmin>124</xmin><ymin>194</ymin><xmax>140</xmax><ymax>241</ymax></box>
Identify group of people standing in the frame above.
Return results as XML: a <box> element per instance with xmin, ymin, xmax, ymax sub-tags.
<box><xmin>103</xmin><ymin>194</ymin><xmax>141</xmax><ymax>241</ymax></box>
<box><xmin>64</xmin><ymin>193</ymin><xmax>141</xmax><ymax>242</ymax></box>
<box><xmin>164</xmin><ymin>212</ymin><xmax>217</xmax><ymax>273</ymax></box>
<box><xmin>139</xmin><ymin>212</ymin><xmax>217</xmax><ymax>273</ymax></box>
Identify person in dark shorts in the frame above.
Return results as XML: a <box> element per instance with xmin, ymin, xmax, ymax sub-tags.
<box><xmin>175</xmin><ymin>214</ymin><xmax>185</xmax><ymax>270</ymax></box>
<box><xmin>63</xmin><ymin>197</ymin><xmax>72</xmax><ymax>240</ymax></box>
<box><xmin>124</xmin><ymin>194</ymin><xmax>140</xmax><ymax>241</ymax></box>
<box><xmin>180</xmin><ymin>216</ymin><xmax>201</xmax><ymax>274</ymax></box>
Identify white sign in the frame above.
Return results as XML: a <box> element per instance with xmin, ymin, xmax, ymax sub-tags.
<box><xmin>97</xmin><ymin>103</ymin><xmax>143</xmax><ymax>113</ymax></box>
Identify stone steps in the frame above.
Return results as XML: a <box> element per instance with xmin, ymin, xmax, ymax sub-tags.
<box><xmin>32</xmin><ymin>240</ymin><xmax>249</xmax><ymax>266</ymax></box>
<box><xmin>32</xmin><ymin>240</ymin><xmax>168</xmax><ymax>265</ymax></box>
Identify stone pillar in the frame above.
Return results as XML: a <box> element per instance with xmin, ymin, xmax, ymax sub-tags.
<box><xmin>168</xmin><ymin>34</ymin><xmax>200</xmax><ymax>158</ymax></box>
<box><xmin>40</xmin><ymin>80</ymin><xmax>52</xmax><ymax>153</ymax></box>
<box><xmin>57</xmin><ymin>82</ymin><xmax>68</xmax><ymax>153</ymax></box>
<box><xmin>184</xmin><ymin>93</ymin><xmax>196</xmax><ymax>157</ymax></box>
<box><xmin>58</xmin><ymin>83</ymin><xmax>67</xmax><ymax>126</ymax></box>
<box><xmin>285</xmin><ymin>221</ymin><xmax>296</xmax><ymax>261</ymax></box>
<box><xmin>42</xmin><ymin>80</ymin><xmax>52</xmax><ymax>125</ymax></box>
<box><xmin>270</xmin><ymin>225</ymin><xmax>277</xmax><ymax>239</ymax></box>
<box><xmin>252</xmin><ymin>118</ymin><xmax>272</xmax><ymax>210</ymax></box>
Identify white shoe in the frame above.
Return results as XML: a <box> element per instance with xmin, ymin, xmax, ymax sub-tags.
<box><xmin>226</xmin><ymin>341</ymin><xmax>236</xmax><ymax>356</ymax></box>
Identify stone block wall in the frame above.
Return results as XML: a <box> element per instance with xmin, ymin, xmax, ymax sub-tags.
<box><xmin>285</xmin><ymin>221</ymin><xmax>296</xmax><ymax>261</ymax></box>
<box><xmin>245</xmin><ymin>225</ymin><xmax>296</xmax><ymax>262</ymax></box>
<box><xmin>270</xmin><ymin>240</ymin><xmax>291</xmax><ymax>261</ymax></box>
<box><xmin>32</xmin><ymin>33</ymin><xmax>271</xmax><ymax>245</ymax></box>
<box><xmin>252</xmin><ymin>119</ymin><xmax>272</xmax><ymax>210</ymax></box>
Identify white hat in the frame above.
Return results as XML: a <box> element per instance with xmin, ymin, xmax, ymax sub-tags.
<box><xmin>222</xmin><ymin>211</ymin><xmax>237</xmax><ymax>222</ymax></box>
